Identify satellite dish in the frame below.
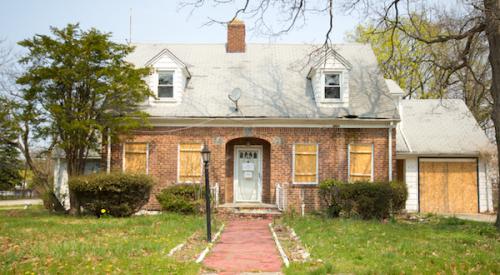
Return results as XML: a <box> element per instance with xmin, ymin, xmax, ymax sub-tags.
<box><xmin>229</xmin><ymin>88</ymin><xmax>241</xmax><ymax>101</ymax></box>
<box><xmin>228</xmin><ymin>88</ymin><xmax>241</xmax><ymax>111</ymax></box>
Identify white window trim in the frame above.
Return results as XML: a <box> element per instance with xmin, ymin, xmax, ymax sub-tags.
<box><xmin>155</xmin><ymin>69</ymin><xmax>176</xmax><ymax>102</ymax></box>
<box><xmin>122</xmin><ymin>142</ymin><xmax>149</xmax><ymax>174</ymax></box>
<box><xmin>347</xmin><ymin>143</ymin><xmax>374</xmax><ymax>182</ymax></box>
<box><xmin>177</xmin><ymin>143</ymin><xmax>203</xmax><ymax>184</ymax></box>
<box><xmin>292</xmin><ymin>143</ymin><xmax>319</xmax><ymax>185</ymax></box>
<box><xmin>322</xmin><ymin>71</ymin><xmax>343</xmax><ymax>102</ymax></box>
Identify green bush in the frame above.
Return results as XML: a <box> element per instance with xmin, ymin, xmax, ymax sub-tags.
<box><xmin>69</xmin><ymin>173</ymin><xmax>153</xmax><ymax>217</ymax></box>
<box><xmin>319</xmin><ymin>179</ymin><xmax>344</xmax><ymax>217</ymax></box>
<box><xmin>351</xmin><ymin>182</ymin><xmax>393</xmax><ymax>219</ymax></box>
<box><xmin>390</xmin><ymin>181</ymin><xmax>408</xmax><ymax>212</ymax></box>
<box><xmin>319</xmin><ymin>180</ymin><xmax>408</xmax><ymax>220</ymax></box>
<box><xmin>156</xmin><ymin>184</ymin><xmax>205</xmax><ymax>214</ymax></box>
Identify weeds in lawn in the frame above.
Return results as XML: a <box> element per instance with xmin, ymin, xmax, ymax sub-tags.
<box><xmin>283</xmin><ymin>215</ymin><xmax>500</xmax><ymax>274</ymax></box>
<box><xmin>0</xmin><ymin>207</ymin><xmax>205</xmax><ymax>274</ymax></box>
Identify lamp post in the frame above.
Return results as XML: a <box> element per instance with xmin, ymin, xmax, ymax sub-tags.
<box><xmin>201</xmin><ymin>144</ymin><xmax>212</xmax><ymax>242</ymax></box>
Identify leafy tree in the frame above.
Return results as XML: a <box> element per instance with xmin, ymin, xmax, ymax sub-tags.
<box><xmin>13</xmin><ymin>24</ymin><xmax>152</xmax><ymax>213</ymax></box>
<box><xmin>348</xmin><ymin>21</ymin><xmax>440</xmax><ymax>99</ymax></box>
<box><xmin>0</xmin><ymin>98</ymin><xmax>23</xmax><ymax>190</ymax></box>
<box><xmin>349</xmin><ymin>18</ymin><xmax>492</xmax><ymax>130</ymax></box>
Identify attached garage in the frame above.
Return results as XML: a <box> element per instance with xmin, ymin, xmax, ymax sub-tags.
<box><xmin>391</xmin><ymin>97</ymin><xmax>495</xmax><ymax>214</ymax></box>
<box><xmin>419</xmin><ymin>158</ymin><xmax>478</xmax><ymax>214</ymax></box>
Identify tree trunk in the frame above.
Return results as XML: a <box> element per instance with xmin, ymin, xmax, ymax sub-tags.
<box><xmin>484</xmin><ymin>0</ymin><xmax>500</xmax><ymax>230</ymax></box>
<box><xmin>67</xmin><ymin>149</ymin><xmax>86</xmax><ymax>215</ymax></box>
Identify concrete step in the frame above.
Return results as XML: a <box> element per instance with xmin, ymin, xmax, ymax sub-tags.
<box><xmin>217</xmin><ymin>203</ymin><xmax>282</xmax><ymax>218</ymax></box>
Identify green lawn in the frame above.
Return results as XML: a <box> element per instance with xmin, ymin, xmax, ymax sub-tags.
<box><xmin>284</xmin><ymin>215</ymin><xmax>500</xmax><ymax>274</ymax></box>
<box><xmin>0</xmin><ymin>207</ymin><xmax>204</xmax><ymax>274</ymax></box>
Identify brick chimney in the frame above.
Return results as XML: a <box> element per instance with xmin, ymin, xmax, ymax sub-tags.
<box><xmin>227</xmin><ymin>19</ymin><xmax>245</xmax><ymax>53</ymax></box>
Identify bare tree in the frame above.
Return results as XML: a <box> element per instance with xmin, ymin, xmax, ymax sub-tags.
<box><xmin>349</xmin><ymin>13</ymin><xmax>492</xmax><ymax>132</ymax></box>
<box><xmin>182</xmin><ymin>0</ymin><xmax>500</xmax><ymax>229</ymax></box>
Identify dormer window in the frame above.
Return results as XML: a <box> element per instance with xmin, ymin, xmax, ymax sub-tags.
<box><xmin>325</xmin><ymin>73</ymin><xmax>341</xmax><ymax>99</ymax></box>
<box><xmin>158</xmin><ymin>71</ymin><xmax>174</xmax><ymax>98</ymax></box>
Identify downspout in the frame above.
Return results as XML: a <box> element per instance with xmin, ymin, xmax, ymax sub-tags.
<box><xmin>300</xmin><ymin>189</ymin><xmax>305</xmax><ymax>217</ymax></box>
<box><xmin>106</xmin><ymin>128</ymin><xmax>111</xmax><ymax>174</ymax></box>
<box><xmin>388</xmin><ymin>123</ymin><xmax>393</xmax><ymax>181</ymax></box>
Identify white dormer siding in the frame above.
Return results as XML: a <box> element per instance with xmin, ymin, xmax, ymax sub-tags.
<box><xmin>309</xmin><ymin>53</ymin><xmax>350</xmax><ymax>108</ymax></box>
<box><xmin>144</xmin><ymin>49</ymin><xmax>190</xmax><ymax>104</ymax></box>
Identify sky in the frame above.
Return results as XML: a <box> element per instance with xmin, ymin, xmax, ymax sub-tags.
<box><xmin>0</xmin><ymin>0</ymin><xmax>366</xmax><ymax>51</ymax></box>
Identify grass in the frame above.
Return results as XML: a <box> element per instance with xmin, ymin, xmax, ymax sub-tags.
<box><xmin>283</xmin><ymin>215</ymin><xmax>500</xmax><ymax>274</ymax></box>
<box><xmin>0</xmin><ymin>206</ymin><xmax>205</xmax><ymax>274</ymax></box>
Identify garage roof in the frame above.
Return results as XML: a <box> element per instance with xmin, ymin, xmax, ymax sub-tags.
<box><xmin>396</xmin><ymin>99</ymin><xmax>493</xmax><ymax>156</ymax></box>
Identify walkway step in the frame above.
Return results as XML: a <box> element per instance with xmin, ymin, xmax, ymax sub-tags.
<box><xmin>203</xmin><ymin>219</ymin><xmax>283</xmax><ymax>273</ymax></box>
<box><xmin>217</xmin><ymin>203</ymin><xmax>282</xmax><ymax>218</ymax></box>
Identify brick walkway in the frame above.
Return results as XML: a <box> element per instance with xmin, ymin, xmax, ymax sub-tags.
<box><xmin>203</xmin><ymin>219</ymin><xmax>282</xmax><ymax>274</ymax></box>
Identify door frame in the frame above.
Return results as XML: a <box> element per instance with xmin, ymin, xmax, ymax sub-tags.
<box><xmin>233</xmin><ymin>145</ymin><xmax>263</xmax><ymax>203</ymax></box>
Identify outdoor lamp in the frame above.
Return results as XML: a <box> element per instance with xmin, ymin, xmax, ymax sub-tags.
<box><xmin>201</xmin><ymin>144</ymin><xmax>211</xmax><ymax>164</ymax></box>
<box><xmin>201</xmin><ymin>143</ymin><xmax>212</xmax><ymax>242</ymax></box>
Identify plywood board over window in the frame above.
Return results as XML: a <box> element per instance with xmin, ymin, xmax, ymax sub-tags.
<box><xmin>293</xmin><ymin>144</ymin><xmax>318</xmax><ymax>184</ymax></box>
<box><xmin>123</xmin><ymin>143</ymin><xmax>148</xmax><ymax>174</ymax></box>
<box><xmin>178</xmin><ymin>143</ymin><xmax>202</xmax><ymax>183</ymax></box>
<box><xmin>349</xmin><ymin>144</ymin><xmax>373</xmax><ymax>182</ymax></box>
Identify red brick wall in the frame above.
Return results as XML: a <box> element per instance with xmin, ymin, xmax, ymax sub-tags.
<box><xmin>105</xmin><ymin>127</ymin><xmax>396</xmax><ymax>212</ymax></box>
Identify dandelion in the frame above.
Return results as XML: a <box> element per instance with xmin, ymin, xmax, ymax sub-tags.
<box><xmin>101</xmin><ymin>209</ymin><xmax>106</xmax><ymax>214</ymax></box>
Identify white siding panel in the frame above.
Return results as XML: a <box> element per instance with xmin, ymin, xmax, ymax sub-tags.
<box><xmin>53</xmin><ymin>159</ymin><xmax>70</xmax><ymax>210</ymax></box>
<box><xmin>404</xmin><ymin>157</ymin><xmax>419</xmax><ymax>212</ymax></box>
<box><xmin>478</xmin><ymin>158</ymin><xmax>494</xmax><ymax>212</ymax></box>
<box><xmin>147</xmin><ymin>54</ymin><xmax>188</xmax><ymax>104</ymax></box>
<box><xmin>311</xmin><ymin>55</ymin><xmax>350</xmax><ymax>107</ymax></box>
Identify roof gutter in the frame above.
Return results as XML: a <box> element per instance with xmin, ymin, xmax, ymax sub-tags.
<box><xmin>147</xmin><ymin>116</ymin><xmax>401</xmax><ymax>128</ymax></box>
<box><xmin>395</xmin><ymin>151</ymin><xmax>481</xmax><ymax>158</ymax></box>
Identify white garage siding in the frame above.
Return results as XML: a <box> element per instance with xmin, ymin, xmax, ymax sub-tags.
<box><xmin>401</xmin><ymin>156</ymin><xmax>494</xmax><ymax>213</ymax></box>
<box><xmin>478</xmin><ymin>159</ymin><xmax>494</xmax><ymax>212</ymax></box>
<box><xmin>53</xmin><ymin>158</ymin><xmax>101</xmax><ymax>211</ymax></box>
<box><xmin>403</xmin><ymin>157</ymin><xmax>419</xmax><ymax>212</ymax></box>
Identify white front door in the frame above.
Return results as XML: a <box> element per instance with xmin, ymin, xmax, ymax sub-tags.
<box><xmin>234</xmin><ymin>146</ymin><xmax>262</xmax><ymax>202</ymax></box>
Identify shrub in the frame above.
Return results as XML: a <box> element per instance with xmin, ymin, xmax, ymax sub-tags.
<box><xmin>156</xmin><ymin>184</ymin><xmax>205</xmax><ymax>214</ymax></box>
<box><xmin>69</xmin><ymin>173</ymin><xmax>153</xmax><ymax>217</ymax></box>
<box><xmin>389</xmin><ymin>180</ymin><xmax>408</xmax><ymax>212</ymax></box>
<box><xmin>319</xmin><ymin>180</ymin><xmax>408</xmax><ymax>220</ymax></box>
<box><xmin>32</xmin><ymin>176</ymin><xmax>66</xmax><ymax>213</ymax></box>
<box><xmin>319</xmin><ymin>179</ymin><xmax>344</xmax><ymax>218</ymax></box>
<box><xmin>351</xmin><ymin>182</ymin><xmax>393</xmax><ymax>219</ymax></box>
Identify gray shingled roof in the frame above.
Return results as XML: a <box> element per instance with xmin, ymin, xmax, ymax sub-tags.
<box><xmin>127</xmin><ymin>43</ymin><xmax>399</xmax><ymax>119</ymax></box>
<box><xmin>396</xmin><ymin>99</ymin><xmax>493</xmax><ymax>155</ymax></box>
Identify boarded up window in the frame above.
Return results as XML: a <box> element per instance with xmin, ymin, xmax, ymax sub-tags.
<box><xmin>349</xmin><ymin>144</ymin><xmax>373</xmax><ymax>182</ymax></box>
<box><xmin>179</xmin><ymin>143</ymin><xmax>202</xmax><ymax>183</ymax></box>
<box><xmin>293</xmin><ymin>144</ymin><xmax>318</xmax><ymax>183</ymax></box>
<box><xmin>124</xmin><ymin>143</ymin><xmax>148</xmax><ymax>174</ymax></box>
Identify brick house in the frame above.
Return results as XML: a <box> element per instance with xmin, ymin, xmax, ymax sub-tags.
<box><xmin>98</xmin><ymin>20</ymin><xmax>493</xmax><ymax>215</ymax></box>
<box><xmin>103</xmin><ymin>20</ymin><xmax>398</xmax><ymax>214</ymax></box>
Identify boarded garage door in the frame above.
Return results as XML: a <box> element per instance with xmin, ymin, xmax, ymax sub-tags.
<box><xmin>419</xmin><ymin>158</ymin><xmax>478</xmax><ymax>214</ymax></box>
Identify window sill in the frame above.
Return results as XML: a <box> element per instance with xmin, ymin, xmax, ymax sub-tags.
<box><xmin>319</xmin><ymin>99</ymin><xmax>344</xmax><ymax>103</ymax></box>
<box><xmin>292</xmin><ymin>182</ymin><xmax>318</xmax><ymax>186</ymax></box>
<box><xmin>154</xmin><ymin>98</ymin><xmax>178</xmax><ymax>103</ymax></box>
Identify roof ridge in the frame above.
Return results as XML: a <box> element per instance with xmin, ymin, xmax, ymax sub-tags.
<box><xmin>130</xmin><ymin>42</ymin><xmax>368</xmax><ymax>46</ymax></box>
